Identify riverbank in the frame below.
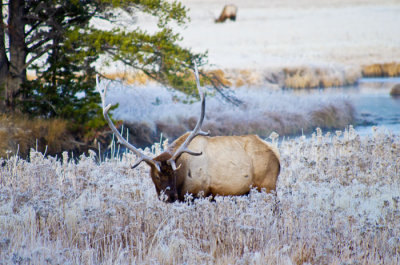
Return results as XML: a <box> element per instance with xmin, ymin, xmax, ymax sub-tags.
<box><xmin>103</xmin><ymin>62</ymin><xmax>400</xmax><ymax>90</ymax></box>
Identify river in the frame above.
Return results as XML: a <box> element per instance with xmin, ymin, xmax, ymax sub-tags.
<box><xmin>298</xmin><ymin>77</ymin><xmax>400</xmax><ymax>136</ymax></box>
<box><xmin>352</xmin><ymin>77</ymin><xmax>400</xmax><ymax>135</ymax></box>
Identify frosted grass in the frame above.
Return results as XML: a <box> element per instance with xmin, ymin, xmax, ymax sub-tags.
<box><xmin>107</xmin><ymin>82</ymin><xmax>349</xmax><ymax>123</ymax></box>
<box><xmin>105</xmin><ymin>81</ymin><xmax>354</xmax><ymax>138</ymax></box>
<box><xmin>1</xmin><ymin>127</ymin><xmax>399</xmax><ymax>264</ymax></box>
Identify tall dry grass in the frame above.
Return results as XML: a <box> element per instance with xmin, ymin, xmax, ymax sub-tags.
<box><xmin>103</xmin><ymin>72</ymin><xmax>151</xmax><ymax>85</ymax></box>
<box><xmin>1</xmin><ymin>127</ymin><xmax>399</xmax><ymax>264</ymax></box>
<box><xmin>279</xmin><ymin>66</ymin><xmax>361</xmax><ymax>89</ymax></box>
<box><xmin>362</xmin><ymin>63</ymin><xmax>400</xmax><ymax>78</ymax></box>
<box><xmin>0</xmin><ymin>114</ymin><xmax>74</xmax><ymax>158</ymax></box>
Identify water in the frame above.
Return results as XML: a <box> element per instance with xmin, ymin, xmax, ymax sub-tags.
<box><xmin>295</xmin><ymin>77</ymin><xmax>400</xmax><ymax>135</ymax></box>
<box><xmin>351</xmin><ymin>77</ymin><xmax>400</xmax><ymax>135</ymax></box>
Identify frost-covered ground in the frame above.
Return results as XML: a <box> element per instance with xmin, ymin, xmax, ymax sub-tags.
<box><xmin>1</xmin><ymin>127</ymin><xmax>399</xmax><ymax>264</ymax></box>
<box><xmin>179</xmin><ymin>0</ymin><xmax>400</xmax><ymax>69</ymax></box>
<box><xmin>100</xmin><ymin>0</ymin><xmax>400</xmax><ymax>74</ymax></box>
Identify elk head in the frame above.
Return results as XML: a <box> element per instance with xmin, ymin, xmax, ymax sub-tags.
<box><xmin>96</xmin><ymin>63</ymin><xmax>209</xmax><ymax>202</ymax></box>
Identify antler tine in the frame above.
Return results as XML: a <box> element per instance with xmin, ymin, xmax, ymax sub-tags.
<box><xmin>95</xmin><ymin>75</ymin><xmax>160</xmax><ymax>172</ymax></box>
<box><xmin>168</xmin><ymin>62</ymin><xmax>210</xmax><ymax>170</ymax></box>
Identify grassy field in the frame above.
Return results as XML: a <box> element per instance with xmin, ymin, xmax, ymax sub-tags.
<box><xmin>1</xmin><ymin>126</ymin><xmax>399</xmax><ymax>264</ymax></box>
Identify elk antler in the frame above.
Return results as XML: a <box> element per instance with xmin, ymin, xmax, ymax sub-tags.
<box><xmin>96</xmin><ymin>75</ymin><xmax>160</xmax><ymax>172</ymax></box>
<box><xmin>167</xmin><ymin>62</ymin><xmax>210</xmax><ymax>170</ymax></box>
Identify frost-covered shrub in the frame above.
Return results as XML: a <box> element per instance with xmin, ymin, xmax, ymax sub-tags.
<box><xmin>105</xmin><ymin>82</ymin><xmax>355</xmax><ymax>147</ymax></box>
<box><xmin>0</xmin><ymin>127</ymin><xmax>399</xmax><ymax>264</ymax></box>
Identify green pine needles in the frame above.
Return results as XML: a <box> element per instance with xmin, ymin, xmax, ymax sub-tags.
<box><xmin>1</xmin><ymin>0</ymin><xmax>209</xmax><ymax>139</ymax></box>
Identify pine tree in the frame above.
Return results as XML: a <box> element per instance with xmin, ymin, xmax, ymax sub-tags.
<box><xmin>0</xmin><ymin>0</ymin><xmax>219</xmax><ymax>137</ymax></box>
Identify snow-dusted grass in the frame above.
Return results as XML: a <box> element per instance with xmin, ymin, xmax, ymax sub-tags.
<box><xmin>1</xmin><ymin>127</ymin><xmax>399</xmax><ymax>264</ymax></box>
<box><xmin>106</xmin><ymin>82</ymin><xmax>355</xmax><ymax>142</ymax></box>
<box><xmin>100</xmin><ymin>0</ymin><xmax>400</xmax><ymax>75</ymax></box>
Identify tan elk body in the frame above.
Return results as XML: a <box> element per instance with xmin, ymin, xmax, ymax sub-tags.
<box><xmin>153</xmin><ymin>133</ymin><xmax>280</xmax><ymax>201</ymax></box>
<box><xmin>96</xmin><ymin>64</ymin><xmax>280</xmax><ymax>202</ymax></box>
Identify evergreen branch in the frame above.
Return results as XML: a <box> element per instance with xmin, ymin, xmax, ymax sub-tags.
<box><xmin>24</xmin><ymin>44</ymin><xmax>55</xmax><ymax>70</ymax></box>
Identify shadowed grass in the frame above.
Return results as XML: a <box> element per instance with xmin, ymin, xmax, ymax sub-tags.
<box><xmin>310</xmin><ymin>102</ymin><xmax>355</xmax><ymax>130</ymax></box>
<box><xmin>121</xmin><ymin>101</ymin><xmax>355</xmax><ymax>148</ymax></box>
<box><xmin>0</xmin><ymin>114</ymin><xmax>75</xmax><ymax>158</ymax></box>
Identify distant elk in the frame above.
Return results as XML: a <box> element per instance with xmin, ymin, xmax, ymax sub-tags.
<box><xmin>96</xmin><ymin>64</ymin><xmax>280</xmax><ymax>202</ymax></box>
<box><xmin>215</xmin><ymin>4</ymin><xmax>238</xmax><ymax>23</ymax></box>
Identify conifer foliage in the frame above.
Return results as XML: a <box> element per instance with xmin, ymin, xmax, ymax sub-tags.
<box><xmin>0</xmin><ymin>0</ymin><xmax>207</xmax><ymax>136</ymax></box>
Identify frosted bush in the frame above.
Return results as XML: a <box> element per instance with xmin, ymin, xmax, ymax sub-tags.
<box><xmin>105</xmin><ymin>82</ymin><xmax>355</xmax><ymax>139</ymax></box>
<box><xmin>0</xmin><ymin>127</ymin><xmax>399</xmax><ymax>264</ymax></box>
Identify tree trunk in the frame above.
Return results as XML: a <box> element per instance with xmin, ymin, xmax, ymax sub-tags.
<box><xmin>6</xmin><ymin>0</ymin><xmax>27</xmax><ymax>112</ymax></box>
<box><xmin>0</xmin><ymin>0</ymin><xmax>9</xmax><ymax>112</ymax></box>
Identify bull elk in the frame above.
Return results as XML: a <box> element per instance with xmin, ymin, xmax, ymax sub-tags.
<box><xmin>96</xmin><ymin>64</ymin><xmax>280</xmax><ymax>202</ymax></box>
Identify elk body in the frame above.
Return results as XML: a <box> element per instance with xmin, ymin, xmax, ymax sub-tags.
<box><xmin>96</xmin><ymin>64</ymin><xmax>280</xmax><ymax>202</ymax></box>
<box><xmin>156</xmin><ymin>133</ymin><xmax>280</xmax><ymax>202</ymax></box>
<box><xmin>215</xmin><ymin>4</ymin><xmax>238</xmax><ymax>23</ymax></box>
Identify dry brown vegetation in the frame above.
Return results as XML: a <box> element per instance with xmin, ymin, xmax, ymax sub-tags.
<box><xmin>102</xmin><ymin>72</ymin><xmax>150</xmax><ymax>85</ymax></box>
<box><xmin>1</xmin><ymin>127</ymin><xmax>399</xmax><ymax>264</ymax></box>
<box><xmin>0</xmin><ymin>114</ymin><xmax>75</xmax><ymax>158</ymax></box>
<box><xmin>362</xmin><ymin>63</ymin><xmax>400</xmax><ymax>78</ymax></box>
<box><xmin>276</xmin><ymin>67</ymin><xmax>361</xmax><ymax>89</ymax></box>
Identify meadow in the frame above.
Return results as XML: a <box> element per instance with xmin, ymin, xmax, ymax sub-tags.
<box><xmin>1</xmin><ymin>126</ymin><xmax>399</xmax><ymax>264</ymax></box>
